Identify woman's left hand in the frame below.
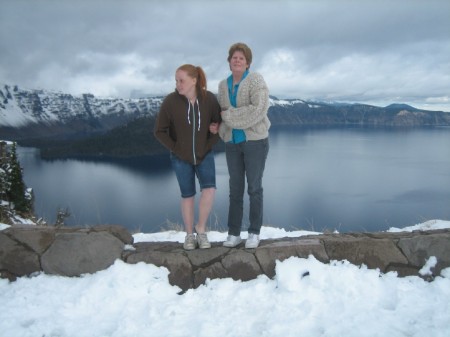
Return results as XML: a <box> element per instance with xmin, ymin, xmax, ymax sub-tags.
<box><xmin>209</xmin><ymin>122</ymin><xmax>219</xmax><ymax>134</ymax></box>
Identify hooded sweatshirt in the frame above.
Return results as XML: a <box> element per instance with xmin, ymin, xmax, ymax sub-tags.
<box><xmin>154</xmin><ymin>90</ymin><xmax>221</xmax><ymax>165</ymax></box>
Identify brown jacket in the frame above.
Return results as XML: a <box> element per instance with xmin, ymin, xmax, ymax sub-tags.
<box><xmin>154</xmin><ymin>90</ymin><xmax>221</xmax><ymax>165</ymax></box>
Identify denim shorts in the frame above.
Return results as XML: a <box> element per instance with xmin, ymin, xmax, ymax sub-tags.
<box><xmin>170</xmin><ymin>151</ymin><xmax>216</xmax><ymax>198</ymax></box>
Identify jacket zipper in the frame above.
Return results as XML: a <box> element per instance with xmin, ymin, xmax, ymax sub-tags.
<box><xmin>191</xmin><ymin>101</ymin><xmax>197</xmax><ymax>165</ymax></box>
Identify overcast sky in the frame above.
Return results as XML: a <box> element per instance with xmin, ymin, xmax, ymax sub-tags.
<box><xmin>1</xmin><ymin>0</ymin><xmax>449</xmax><ymax>111</ymax></box>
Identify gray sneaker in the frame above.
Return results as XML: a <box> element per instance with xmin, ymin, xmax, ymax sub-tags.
<box><xmin>223</xmin><ymin>235</ymin><xmax>242</xmax><ymax>247</ymax></box>
<box><xmin>245</xmin><ymin>233</ymin><xmax>260</xmax><ymax>249</ymax></box>
<box><xmin>183</xmin><ymin>234</ymin><xmax>197</xmax><ymax>250</ymax></box>
<box><xmin>197</xmin><ymin>233</ymin><xmax>211</xmax><ymax>249</ymax></box>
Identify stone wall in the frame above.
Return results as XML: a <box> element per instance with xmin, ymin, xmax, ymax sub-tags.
<box><xmin>1</xmin><ymin>225</ymin><xmax>449</xmax><ymax>292</ymax></box>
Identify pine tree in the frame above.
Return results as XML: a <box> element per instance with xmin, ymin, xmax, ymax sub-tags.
<box><xmin>0</xmin><ymin>166</ymin><xmax>7</xmax><ymax>200</ymax></box>
<box><xmin>6</xmin><ymin>142</ymin><xmax>32</xmax><ymax>213</ymax></box>
<box><xmin>0</xmin><ymin>142</ymin><xmax>11</xmax><ymax>201</ymax></box>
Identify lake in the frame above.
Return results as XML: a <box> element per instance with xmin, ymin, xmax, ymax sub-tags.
<box><xmin>18</xmin><ymin>126</ymin><xmax>450</xmax><ymax>233</ymax></box>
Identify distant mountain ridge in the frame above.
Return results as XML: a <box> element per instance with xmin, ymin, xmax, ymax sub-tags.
<box><xmin>0</xmin><ymin>84</ymin><xmax>163</xmax><ymax>140</ymax></box>
<box><xmin>267</xmin><ymin>96</ymin><xmax>450</xmax><ymax>126</ymax></box>
<box><xmin>2</xmin><ymin>84</ymin><xmax>450</xmax><ymax>158</ymax></box>
<box><xmin>385</xmin><ymin>103</ymin><xmax>419</xmax><ymax>111</ymax></box>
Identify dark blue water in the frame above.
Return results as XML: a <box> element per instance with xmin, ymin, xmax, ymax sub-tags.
<box><xmin>18</xmin><ymin>126</ymin><xmax>450</xmax><ymax>233</ymax></box>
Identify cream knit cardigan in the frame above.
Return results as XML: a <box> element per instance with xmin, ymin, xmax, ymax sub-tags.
<box><xmin>217</xmin><ymin>72</ymin><xmax>271</xmax><ymax>143</ymax></box>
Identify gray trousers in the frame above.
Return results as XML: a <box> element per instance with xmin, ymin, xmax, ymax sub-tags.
<box><xmin>225</xmin><ymin>138</ymin><xmax>269</xmax><ymax>236</ymax></box>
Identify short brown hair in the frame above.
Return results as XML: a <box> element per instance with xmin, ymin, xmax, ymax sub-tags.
<box><xmin>227</xmin><ymin>42</ymin><xmax>253</xmax><ymax>69</ymax></box>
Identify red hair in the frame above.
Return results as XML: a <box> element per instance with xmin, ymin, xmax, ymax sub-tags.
<box><xmin>176</xmin><ymin>64</ymin><xmax>207</xmax><ymax>99</ymax></box>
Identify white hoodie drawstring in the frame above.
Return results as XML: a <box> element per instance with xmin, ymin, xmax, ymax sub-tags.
<box><xmin>186</xmin><ymin>98</ymin><xmax>200</xmax><ymax>131</ymax></box>
<box><xmin>187</xmin><ymin>99</ymin><xmax>191</xmax><ymax>125</ymax></box>
<box><xmin>196</xmin><ymin>98</ymin><xmax>200</xmax><ymax>131</ymax></box>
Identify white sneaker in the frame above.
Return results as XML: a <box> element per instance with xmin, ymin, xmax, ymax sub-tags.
<box><xmin>197</xmin><ymin>233</ymin><xmax>211</xmax><ymax>249</ymax></box>
<box><xmin>245</xmin><ymin>233</ymin><xmax>260</xmax><ymax>249</ymax></box>
<box><xmin>223</xmin><ymin>235</ymin><xmax>242</xmax><ymax>247</ymax></box>
<box><xmin>183</xmin><ymin>234</ymin><xmax>197</xmax><ymax>250</ymax></box>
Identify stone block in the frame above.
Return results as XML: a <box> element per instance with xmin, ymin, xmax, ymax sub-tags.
<box><xmin>41</xmin><ymin>231</ymin><xmax>124</xmax><ymax>276</ymax></box>
<box><xmin>194</xmin><ymin>262</ymin><xmax>228</xmax><ymax>288</ymax></box>
<box><xmin>0</xmin><ymin>232</ymin><xmax>40</xmax><ymax>276</ymax></box>
<box><xmin>323</xmin><ymin>236</ymin><xmax>408</xmax><ymax>272</ymax></box>
<box><xmin>186</xmin><ymin>246</ymin><xmax>229</xmax><ymax>267</ymax></box>
<box><xmin>5</xmin><ymin>225</ymin><xmax>55</xmax><ymax>254</ymax></box>
<box><xmin>221</xmin><ymin>250</ymin><xmax>261</xmax><ymax>281</ymax></box>
<box><xmin>126</xmin><ymin>250</ymin><xmax>193</xmax><ymax>291</ymax></box>
<box><xmin>385</xmin><ymin>264</ymin><xmax>419</xmax><ymax>277</ymax></box>
<box><xmin>92</xmin><ymin>224</ymin><xmax>134</xmax><ymax>244</ymax></box>
<box><xmin>256</xmin><ymin>238</ymin><xmax>328</xmax><ymax>278</ymax></box>
<box><xmin>397</xmin><ymin>232</ymin><xmax>450</xmax><ymax>275</ymax></box>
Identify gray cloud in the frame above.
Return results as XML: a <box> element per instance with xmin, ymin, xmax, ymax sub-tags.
<box><xmin>1</xmin><ymin>0</ymin><xmax>449</xmax><ymax>111</ymax></box>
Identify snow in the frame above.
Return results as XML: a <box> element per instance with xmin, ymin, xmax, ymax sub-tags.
<box><xmin>0</xmin><ymin>97</ymin><xmax>37</xmax><ymax>127</ymax></box>
<box><xmin>387</xmin><ymin>219</ymin><xmax>450</xmax><ymax>232</ymax></box>
<box><xmin>267</xmin><ymin>97</ymin><xmax>321</xmax><ymax>108</ymax></box>
<box><xmin>1</xmin><ymin>220</ymin><xmax>449</xmax><ymax>337</ymax></box>
<box><xmin>269</xmin><ymin>97</ymin><xmax>305</xmax><ymax>106</ymax></box>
